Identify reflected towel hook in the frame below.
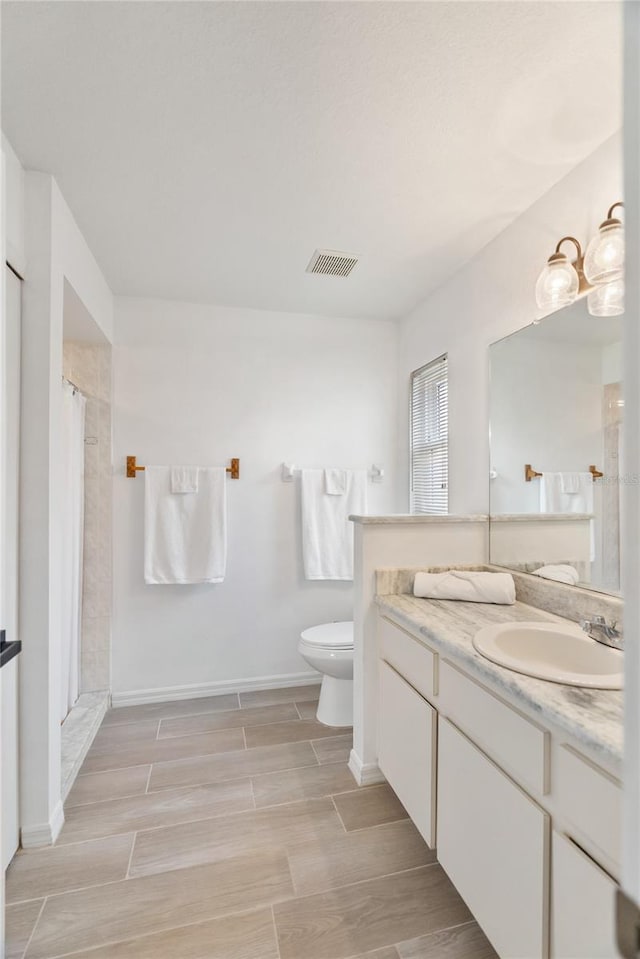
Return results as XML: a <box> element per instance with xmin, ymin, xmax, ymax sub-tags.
<box><xmin>524</xmin><ymin>463</ymin><xmax>603</xmax><ymax>482</ymax></box>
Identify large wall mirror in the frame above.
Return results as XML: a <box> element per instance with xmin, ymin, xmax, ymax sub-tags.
<box><xmin>489</xmin><ymin>300</ymin><xmax>622</xmax><ymax>595</ymax></box>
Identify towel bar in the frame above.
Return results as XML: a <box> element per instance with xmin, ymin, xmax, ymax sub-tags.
<box><xmin>524</xmin><ymin>463</ymin><xmax>603</xmax><ymax>482</ymax></box>
<box><xmin>281</xmin><ymin>462</ymin><xmax>384</xmax><ymax>483</ymax></box>
<box><xmin>126</xmin><ymin>456</ymin><xmax>240</xmax><ymax>479</ymax></box>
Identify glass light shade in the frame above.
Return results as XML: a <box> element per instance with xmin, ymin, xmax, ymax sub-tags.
<box><xmin>584</xmin><ymin>221</ymin><xmax>624</xmax><ymax>285</ymax></box>
<box><xmin>535</xmin><ymin>255</ymin><xmax>579</xmax><ymax>313</ymax></box>
<box><xmin>588</xmin><ymin>278</ymin><xmax>624</xmax><ymax>317</ymax></box>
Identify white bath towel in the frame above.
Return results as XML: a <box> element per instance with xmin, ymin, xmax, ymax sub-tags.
<box><xmin>324</xmin><ymin>468</ymin><xmax>347</xmax><ymax>495</ymax></box>
<box><xmin>145</xmin><ymin>466</ymin><xmax>226</xmax><ymax>584</ymax></box>
<box><xmin>301</xmin><ymin>468</ymin><xmax>367</xmax><ymax>580</ymax></box>
<box><xmin>532</xmin><ymin>564</ymin><xmax>580</xmax><ymax>586</ymax></box>
<box><xmin>171</xmin><ymin>466</ymin><xmax>199</xmax><ymax>494</ymax></box>
<box><xmin>413</xmin><ymin>570</ymin><xmax>516</xmax><ymax>605</ymax></box>
<box><xmin>540</xmin><ymin>471</ymin><xmax>595</xmax><ymax>560</ymax></box>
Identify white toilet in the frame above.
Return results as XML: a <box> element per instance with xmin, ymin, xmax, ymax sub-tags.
<box><xmin>298</xmin><ymin>621</ymin><xmax>354</xmax><ymax>727</ymax></box>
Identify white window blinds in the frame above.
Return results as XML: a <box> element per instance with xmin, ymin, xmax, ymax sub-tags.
<box><xmin>410</xmin><ymin>354</ymin><xmax>449</xmax><ymax>514</ymax></box>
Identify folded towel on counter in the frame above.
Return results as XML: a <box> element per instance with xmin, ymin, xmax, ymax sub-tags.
<box><xmin>324</xmin><ymin>468</ymin><xmax>348</xmax><ymax>495</ymax></box>
<box><xmin>170</xmin><ymin>466</ymin><xmax>199</xmax><ymax>494</ymax></box>
<box><xmin>145</xmin><ymin>466</ymin><xmax>226</xmax><ymax>584</ymax></box>
<box><xmin>532</xmin><ymin>564</ymin><xmax>580</xmax><ymax>586</ymax></box>
<box><xmin>413</xmin><ymin>570</ymin><xmax>516</xmax><ymax>605</ymax></box>
<box><xmin>302</xmin><ymin>468</ymin><xmax>367</xmax><ymax>580</ymax></box>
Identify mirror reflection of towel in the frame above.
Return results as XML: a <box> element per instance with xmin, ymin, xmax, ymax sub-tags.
<box><xmin>540</xmin><ymin>472</ymin><xmax>594</xmax><ymax>561</ymax></box>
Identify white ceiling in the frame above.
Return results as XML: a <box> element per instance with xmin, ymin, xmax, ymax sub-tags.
<box><xmin>2</xmin><ymin>1</ymin><xmax>622</xmax><ymax>321</ymax></box>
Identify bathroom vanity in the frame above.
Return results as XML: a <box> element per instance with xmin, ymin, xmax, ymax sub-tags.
<box><xmin>375</xmin><ymin>586</ymin><xmax>622</xmax><ymax>959</ymax></box>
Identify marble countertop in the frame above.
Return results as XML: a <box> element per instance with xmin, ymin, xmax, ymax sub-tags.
<box><xmin>490</xmin><ymin>513</ymin><xmax>593</xmax><ymax>522</ymax></box>
<box><xmin>375</xmin><ymin>592</ymin><xmax>623</xmax><ymax>773</ymax></box>
<box><xmin>350</xmin><ymin>514</ymin><xmax>488</xmax><ymax>525</ymax></box>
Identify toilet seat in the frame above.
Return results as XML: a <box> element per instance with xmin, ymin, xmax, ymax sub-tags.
<box><xmin>300</xmin><ymin>621</ymin><xmax>353</xmax><ymax>650</ymax></box>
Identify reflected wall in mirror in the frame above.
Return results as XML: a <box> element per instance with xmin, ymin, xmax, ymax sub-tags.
<box><xmin>489</xmin><ymin>299</ymin><xmax>623</xmax><ymax>594</ymax></box>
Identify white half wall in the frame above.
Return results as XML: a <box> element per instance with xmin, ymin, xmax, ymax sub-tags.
<box><xmin>398</xmin><ymin>133</ymin><xmax>623</xmax><ymax>515</ymax></box>
<box><xmin>112</xmin><ymin>298</ymin><xmax>400</xmax><ymax>699</ymax></box>
<box><xmin>351</xmin><ymin>515</ymin><xmax>489</xmax><ymax>782</ymax></box>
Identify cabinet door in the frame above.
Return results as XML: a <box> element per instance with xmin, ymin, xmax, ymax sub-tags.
<box><xmin>552</xmin><ymin>831</ymin><xmax>618</xmax><ymax>958</ymax></box>
<box><xmin>378</xmin><ymin>661</ymin><xmax>436</xmax><ymax>847</ymax></box>
<box><xmin>438</xmin><ymin>718</ymin><xmax>550</xmax><ymax>959</ymax></box>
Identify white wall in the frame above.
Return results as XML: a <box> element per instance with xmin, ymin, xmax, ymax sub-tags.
<box><xmin>621</xmin><ymin>0</ymin><xmax>640</xmax><ymax>908</ymax></box>
<box><xmin>398</xmin><ymin>133</ymin><xmax>623</xmax><ymax>515</ymax></box>
<box><xmin>112</xmin><ymin>298</ymin><xmax>400</xmax><ymax>701</ymax></box>
<box><xmin>2</xmin><ymin>133</ymin><xmax>25</xmax><ymax>275</ymax></box>
<box><xmin>19</xmin><ymin>167</ymin><xmax>114</xmax><ymax>844</ymax></box>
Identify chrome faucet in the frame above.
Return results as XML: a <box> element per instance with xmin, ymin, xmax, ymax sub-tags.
<box><xmin>580</xmin><ymin>615</ymin><xmax>623</xmax><ymax>651</ymax></box>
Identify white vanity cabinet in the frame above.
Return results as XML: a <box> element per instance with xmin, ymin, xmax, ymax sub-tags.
<box><xmin>438</xmin><ymin>717</ymin><xmax>550</xmax><ymax>959</ymax></box>
<box><xmin>376</xmin><ymin>611</ymin><xmax>622</xmax><ymax>959</ymax></box>
<box><xmin>378</xmin><ymin>660</ymin><xmax>436</xmax><ymax>847</ymax></box>
<box><xmin>551</xmin><ymin>831</ymin><xmax>618</xmax><ymax>959</ymax></box>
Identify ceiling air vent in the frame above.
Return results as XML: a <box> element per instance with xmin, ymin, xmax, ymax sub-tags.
<box><xmin>306</xmin><ymin>249</ymin><xmax>359</xmax><ymax>278</ymax></box>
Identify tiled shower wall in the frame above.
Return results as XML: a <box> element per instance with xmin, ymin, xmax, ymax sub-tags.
<box><xmin>63</xmin><ymin>341</ymin><xmax>112</xmax><ymax>692</ymax></box>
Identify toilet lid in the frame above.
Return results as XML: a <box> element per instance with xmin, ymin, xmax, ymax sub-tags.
<box><xmin>300</xmin><ymin>621</ymin><xmax>354</xmax><ymax>649</ymax></box>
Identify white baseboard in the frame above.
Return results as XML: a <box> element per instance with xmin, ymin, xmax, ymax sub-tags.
<box><xmin>21</xmin><ymin>799</ymin><xmax>65</xmax><ymax>848</ymax></box>
<box><xmin>111</xmin><ymin>670</ymin><xmax>320</xmax><ymax>708</ymax></box>
<box><xmin>348</xmin><ymin>748</ymin><xmax>385</xmax><ymax>786</ymax></box>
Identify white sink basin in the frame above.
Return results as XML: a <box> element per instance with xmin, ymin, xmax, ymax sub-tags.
<box><xmin>472</xmin><ymin>621</ymin><xmax>623</xmax><ymax>689</ymax></box>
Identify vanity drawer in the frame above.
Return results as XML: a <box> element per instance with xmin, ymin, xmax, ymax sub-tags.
<box><xmin>379</xmin><ymin>616</ymin><xmax>436</xmax><ymax>701</ymax></box>
<box><xmin>554</xmin><ymin>745</ymin><xmax>621</xmax><ymax>872</ymax></box>
<box><xmin>439</xmin><ymin>661</ymin><xmax>549</xmax><ymax>795</ymax></box>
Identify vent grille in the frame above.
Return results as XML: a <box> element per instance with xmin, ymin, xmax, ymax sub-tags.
<box><xmin>306</xmin><ymin>249</ymin><xmax>358</xmax><ymax>278</ymax></box>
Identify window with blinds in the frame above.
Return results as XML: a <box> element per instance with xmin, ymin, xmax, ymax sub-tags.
<box><xmin>410</xmin><ymin>354</ymin><xmax>449</xmax><ymax>514</ymax></box>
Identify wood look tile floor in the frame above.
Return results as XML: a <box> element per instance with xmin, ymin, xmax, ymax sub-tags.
<box><xmin>5</xmin><ymin>685</ymin><xmax>498</xmax><ymax>959</ymax></box>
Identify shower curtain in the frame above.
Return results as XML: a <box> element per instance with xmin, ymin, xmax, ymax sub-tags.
<box><xmin>60</xmin><ymin>380</ymin><xmax>86</xmax><ymax>722</ymax></box>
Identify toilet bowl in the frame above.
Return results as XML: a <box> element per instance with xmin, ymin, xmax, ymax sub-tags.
<box><xmin>298</xmin><ymin>621</ymin><xmax>354</xmax><ymax>728</ymax></box>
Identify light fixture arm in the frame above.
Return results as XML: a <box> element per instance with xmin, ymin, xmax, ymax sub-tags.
<box><xmin>607</xmin><ymin>201</ymin><xmax>624</xmax><ymax>221</ymax></box>
<box><xmin>554</xmin><ymin>236</ymin><xmax>583</xmax><ymax>260</ymax></box>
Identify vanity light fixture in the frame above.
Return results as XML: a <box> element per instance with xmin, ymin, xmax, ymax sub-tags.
<box><xmin>584</xmin><ymin>202</ymin><xmax>624</xmax><ymax>286</ymax></box>
<box><xmin>588</xmin><ymin>277</ymin><xmax>624</xmax><ymax>317</ymax></box>
<box><xmin>535</xmin><ymin>202</ymin><xmax>625</xmax><ymax>319</ymax></box>
<box><xmin>535</xmin><ymin>236</ymin><xmax>587</xmax><ymax>315</ymax></box>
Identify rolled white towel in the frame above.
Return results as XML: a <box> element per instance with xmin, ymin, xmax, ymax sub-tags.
<box><xmin>414</xmin><ymin>570</ymin><xmax>516</xmax><ymax>605</ymax></box>
<box><xmin>532</xmin><ymin>564</ymin><xmax>580</xmax><ymax>586</ymax></box>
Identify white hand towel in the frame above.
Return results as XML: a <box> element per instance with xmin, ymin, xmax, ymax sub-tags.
<box><xmin>145</xmin><ymin>466</ymin><xmax>226</xmax><ymax>584</ymax></box>
<box><xmin>171</xmin><ymin>466</ymin><xmax>199</xmax><ymax>494</ymax></box>
<box><xmin>413</xmin><ymin>570</ymin><xmax>516</xmax><ymax>605</ymax></box>
<box><xmin>324</xmin><ymin>468</ymin><xmax>347</xmax><ymax>495</ymax></box>
<box><xmin>560</xmin><ymin>472</ymin><xmax>581</xmax><ymax>495</ymax></box>
<box><xmin>532</xmin><ymin>564</ymin><xmax>580</xmax><ymax>586</ymax></box>
<box><xmin>302</xmin><ymin>468</ymin><xmax>367</xmax><ymax>580</ymax></box>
